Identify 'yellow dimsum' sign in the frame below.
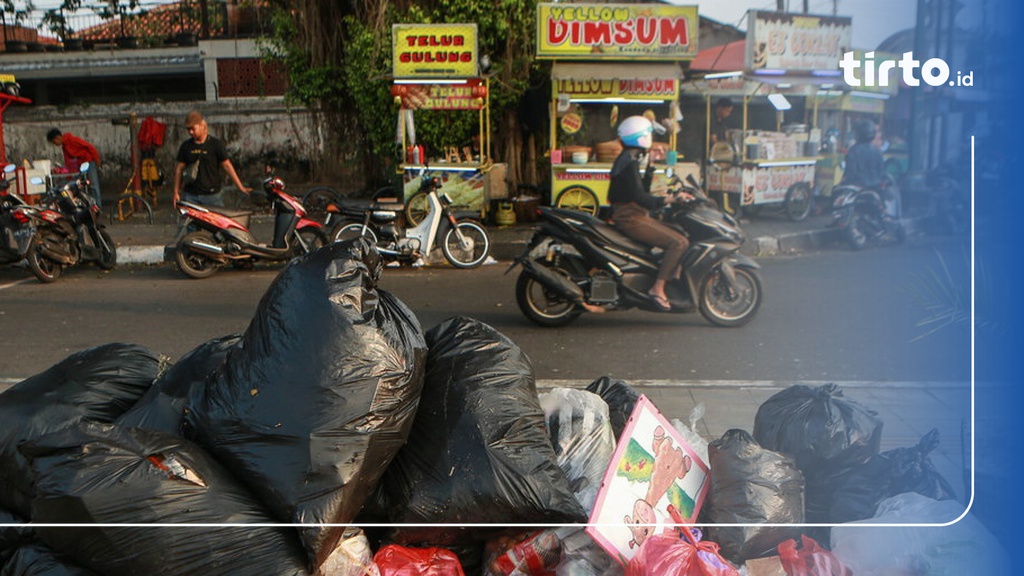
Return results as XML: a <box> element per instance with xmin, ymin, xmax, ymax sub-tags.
<box><xmin>537</xmin><ymin>3</ymin><xmax>698</xmax><ymax>60</ymax></box>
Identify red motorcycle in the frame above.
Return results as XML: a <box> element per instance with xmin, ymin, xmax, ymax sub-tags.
<box><xmin>174</xmin><ymin>165</ymin><xmax>328</xmax><ymax>278</ymax></box>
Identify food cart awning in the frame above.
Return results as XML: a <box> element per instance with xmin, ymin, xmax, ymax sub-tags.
<box><xmin>690</xmin><ymin>40</ymin><xmax>745</xmax><ymax>73</ymax></box>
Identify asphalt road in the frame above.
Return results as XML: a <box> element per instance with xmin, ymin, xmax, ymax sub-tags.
<box><xmin>0</xmin><ymin>234</ymin><xmax>971</xmax><ymax>385</ymax></box>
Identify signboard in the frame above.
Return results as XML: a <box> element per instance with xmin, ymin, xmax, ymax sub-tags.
<box><xmin>392</xmin><ymin>23</ymin><xmax>479</xmax><ymax>78</ymax></box>
<box><xmin>586</xmin><ymin>395</ymin><xmax>709</xmax><ymax>566</ymax></box>
<box><xmin>537</xmin><ymin>3</ymin><xmax>699</xmax><ymax>60</ymax></box>
<box><xmin>392</xmin><ymin>78</ymin><xmax>486</xmax><ymax>110</ymax></box>
<box><xmin>742</xmin><ymin>162</ymin><xmax>817</xmax><ymax>205</ymax></box>
<box><xmin>553</xmin><ymin>77</ymin><xmax>679</xmax><ymax>100</ymax></box>
<box><xmin>745</xmin><ymin>11</ymin><xmax>851</xmax><ymax>73</ymax></box>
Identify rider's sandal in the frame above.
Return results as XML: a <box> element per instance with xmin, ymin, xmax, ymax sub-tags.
<box><xmin>649</xmin><ymin>293</ymin><xmax>672</xmax><ymax>311</ymax></box>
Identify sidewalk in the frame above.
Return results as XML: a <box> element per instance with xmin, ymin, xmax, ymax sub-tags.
<box><xmin>110</xmin><ymin>204</ymin><xmax>927</xmax><ymax>265</ymax></box>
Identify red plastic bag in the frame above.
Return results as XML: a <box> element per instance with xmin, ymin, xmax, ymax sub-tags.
<box><xmin>484</xmin><ymin>530</ymin><xmax>560</xmax><ymax>576</ymax></box>
<box><xmin>777</xmin><ymin>536</ymin><xmax>852</xmax><ymax>576</ymax></box>
<box><xmin>374</xmin><ymin>544</ymin><xmax>465</xmax><ymax>576</ymax></box>
<box><xmin>626</xmin><ymin>507</ymin><xmax>739</xmax><ymax>576</ymax></box>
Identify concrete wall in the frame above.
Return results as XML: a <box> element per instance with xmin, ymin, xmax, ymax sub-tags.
<box><xmin>3</xmin><ymin>100</ymin><xmax>325</xmax><ymax>196</ymax></box>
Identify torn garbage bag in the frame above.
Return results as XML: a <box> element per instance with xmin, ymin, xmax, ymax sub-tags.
<box><xmin>0</xmin><ymin>343</ymin><xmax>164</xmax><ymax>516</ymax></box>
<box><xmin>705</xmin><ymin>429</ymin><xmax>804</xmax><ymax>564</ymax></box>
<box><xmin>21</xmin><ymin>422</ymin><xmax>308</xmax><ymax>576</ymax></box>
<box><xmin>383</xmin><ymin>316</ymin><xmax>586</xmax><ymax>547</ymax></box>
<box><xmin>117</xmin><ymin>335</ymin><xmax>241</xmax><ymax>435</ymax></box>
<box><xmin>186</xmin><ymin>239</ymin><xmax>427</xmax><ymax>572</ymax></box>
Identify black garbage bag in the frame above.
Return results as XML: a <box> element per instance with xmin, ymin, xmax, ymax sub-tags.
<box><xmin>0</xmin><ymin>343</ymin><xmax>165</xmax><ymax>516</ymax></box>
<box><xmin>383</xmin><ymin>316</ymin><xmax>587</xmax><ymax>547</ymax></box>
<box><xmin>1</xmin><ymin>542</ymin><xmax>100</xmax><ymax>576</ymax></box>
<box><xmin>186</xmin><ymin>239</ymin><xmax>427</xmax><ymax>572</ymax></box>
<box><xmin>0</xmin><ymin>509</ymin><xmax>32</xmax><ymax>568</ymax></box>
<box><xmin>21</xmin><ymin>422</ymin><xmax>308</xmax><ymax>576</ymax></box>
<box><xmin>585</xmin><ymin>375</ymin><xmax>640</xmax><ymax>440</ymax></box>
<box><xmin>753</xmin><ymin>383</ymin><xmax>883</xmax><ymax>475</ymax></box>
<box><xmin>705</xmin><ymin>429</ymin><xmax>804</xmax><ymax>563</ymax></box>
<box><xmin>827</xmin><ymin>428</ymin><xmax>958</xmax><ymax>524</ymax></box>
<box><xmin>116</xmin><ymin>335</ymin><xmax>242</xmax><ymax>435</ymax></box>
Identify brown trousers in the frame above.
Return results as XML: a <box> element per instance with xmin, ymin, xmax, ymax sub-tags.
<box><xmin>612</xmin><ymin>203</ymin><xmax>689</xmax><ymax>282</ymax></box>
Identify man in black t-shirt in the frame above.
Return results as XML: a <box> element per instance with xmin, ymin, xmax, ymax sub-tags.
<box><xmin>172</xmin><ymin>110</ymin><xmax>252</xmax><ymax>207</ymax></box>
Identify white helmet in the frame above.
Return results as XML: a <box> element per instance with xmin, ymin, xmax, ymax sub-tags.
<box><xmin>617</xmin><ymin>116</ymin><xmax>653</xmax><ymax>149</ymax></box>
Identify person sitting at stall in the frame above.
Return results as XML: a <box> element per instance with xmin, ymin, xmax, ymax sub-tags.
<box><xmin>608</xmin><ymin>116</ymin><xmax>693</xmax><ymax>312</ymax></box>
<box><xmin>710</xmin><ymin>98</ymin><xmax>736</xmax><ymax>145</ymax></box>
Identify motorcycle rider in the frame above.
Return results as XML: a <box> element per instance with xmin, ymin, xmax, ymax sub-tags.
<box><xmin>608</xmin><ymin>116</ymin><xmax>693</xmax><ymax>311</ymax></box>
<box><xmin>843</xmin><ymin>119</ymin><xmax>900</xmax><ymax>220</ymax></box>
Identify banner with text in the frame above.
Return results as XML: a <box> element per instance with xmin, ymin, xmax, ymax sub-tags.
<box><xmin>745</xmin><ymin>11</ymin><xmax>851</xmax><ymax>73</ymax></box>
<box><xmin>537</xmin><ymin>3</ymin><xmax>698</xmax><ymax>60</ymax></box>
<box><xmin>393</xmin><ymin>23</ymin><xmax>479</xmax><ymax>78</ymax></box>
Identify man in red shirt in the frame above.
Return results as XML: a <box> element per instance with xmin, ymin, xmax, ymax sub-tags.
<box><xmin>47</xmin><ymin>128</ymin><xmax>102</xmax><ymax>207</ymax></box>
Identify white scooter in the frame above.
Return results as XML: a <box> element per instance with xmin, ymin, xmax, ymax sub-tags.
<box><xmin>324</xmin><ymin>171</ymin><xmax>490</xmax><ymax>268</ymax></box>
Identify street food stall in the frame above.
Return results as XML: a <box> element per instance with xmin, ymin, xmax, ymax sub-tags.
<box><xmin>536</xmin><ymin>3</ymin><xmax>702</xmax><ymax>216</ymax></box>
<box><xmin>687</xmin><ymin>11</ymin><xmax>853</xmax><ymax>220</ymax></box>
<box><xmin>390</xmin><ymin>23</ymin><xmax>506</xmax><ymax>224</ymax></box>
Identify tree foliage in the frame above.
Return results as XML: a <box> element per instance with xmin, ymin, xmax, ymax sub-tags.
<box><xmin>265</xmin><ymin>0</ymin><xmax>544</xmax><ymax>189</ymax></box>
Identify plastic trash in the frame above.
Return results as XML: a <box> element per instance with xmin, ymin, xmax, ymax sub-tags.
<box><xmin>316</xmin><ymin>528</ymin><xmax>378</xmax><ymax>576</ymax></box>
<box><xmin>776</xmin><ymin>535</ymin><xmax>851</xmax><ymax>576</ymax></box>
<box><xmin>827</xmin><ymin>428</ymin><xmax>958</xmax><ymax>523</ymax></box>
<box><xmin>671</xmin><ymin>403</ymin><xmax>709</xmax><ymax>466</ymax></box>
<box><xmin>383</xmin><ymin>316</ymin><xmax>586</xmax><ymax>548</ymax></box>
<box><xmin>21</xmin><ymin>422</ymin><xmax>308</xmax><ymax>576</ymax></box>
<box><xmin>585</xmin><ymin>376</ymin><xmax>640</xmax><ymax>440</ymax></box>
<box><xmin>625</xmin><ymin>525</ymin><xmax>739</xmax><ymax>576</ymax></box>
<box><xmin>705</xmin><ymin>430</ymin><xmax>804</xmax><ymax>564</ymax></box>
<box><xmin>374</xmin><ymin>544</ymin><xmax>465</xmax><ymax>576</ymax></box>
<box><xmin>0</xmin><ymin>508</ymin><xmax>31</xmax><ymax>568</ymax></box>
<box><xmin>540</xmin><ymin>387</ymin><xmax>617</xmax><ymax>513</ymax></box>
<box><xmin>0</xmin><ymin>343</ymin><xmax>164</xmax><ymax>516</ymax></box>
<box><xmin>186</xmin><ymin>240</ymin><xmax>427</xmax><ymax>572</ymax></box>
<box><xmin>830</xmin><ymin>492</ymin><xmax>1010</xmax><ymax>576</ymax></box>
<box><xmin>1</xmin><ymin>542</ymin><xmax>100</xmax><ymax>575</ymax></box>
<box><xmin>116</xmin><ymin>335</ymin><xmax>241</xmax><ymax>435</ymax></box>
<box><xmin>484</xmin><ymin>530</ymin><xmax>561</xmax><ymax>576</ymax></box>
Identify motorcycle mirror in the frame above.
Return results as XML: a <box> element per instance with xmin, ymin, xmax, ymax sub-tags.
<box><xmin>80</xmin><ymin>162</ymin><xmax>90</xmax><ymax>172</ymax></box>
<box><xmin>3</xmin><ymin>164</ymin><xmax>15</xmax><ymax>174</ymax></box>
<box><xmin>30</xmin><ymin>177</ymin><xmax>44</xmax><ymax>185</ymax></box>
<box><xmin>665</xmin><ymin>167</ymin><xmax>674</xmax><ymax>179</ymax></box>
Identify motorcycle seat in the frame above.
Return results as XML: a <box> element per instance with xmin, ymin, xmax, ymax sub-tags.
<box><xmin>205</xmin><ymin>206</ymin><xmax>251</xmax><ymax>228</ymax></box>
<box><xmin>587</xmin><ymin>218</ymin><xmax>656</xmax><ymax>256</ymax></box>
<box><xmin>335</xmin><ymin>198</ymin><xmax>404</xmax><ymax>213</ymax></box>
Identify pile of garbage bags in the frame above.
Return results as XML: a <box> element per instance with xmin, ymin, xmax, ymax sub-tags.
<box><xmin>0</xmin><ymin>240</ymin><xmax>1006</xmax><ymax>575</ymax></box>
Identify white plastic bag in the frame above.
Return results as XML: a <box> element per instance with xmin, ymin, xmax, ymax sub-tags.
<box><xmin>540</xmin><ymin>388</ymin><xmax>616</xmax><ymax>513</ymax></box>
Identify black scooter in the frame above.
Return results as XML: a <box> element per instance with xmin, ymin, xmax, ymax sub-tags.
<box><xmin>507</xmin><ymin>171</ymin><xmax>763</xmax><ymax>327</ymax></box>
<box><xmin>830</xmin><ymin>175</ymin><xmax>905</xmax><ymax>250</ymax></box>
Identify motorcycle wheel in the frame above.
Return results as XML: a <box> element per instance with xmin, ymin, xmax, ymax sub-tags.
<box><xmin>26</xmin><ymin>235</ymin><xmax>63</xmax><ymax>283</ymax></box>
<box><xmin>332</xmin><ymin>221</ymin><xmax>378</xmax><ymax>244</ymax></box>
<box><xmin>698</xmin><ymin>264</ymin><xmax>762</xmax><ymax>327</ymax></box>
<box><xmin>291</xmin><ymin>228</ymin><xmax>329</xmax><ymax>258</ymax></box>
<box><xmin>515</xmin><ymin>268</ymin><xmax>582</xmax><ymax>327</ymax></box>
<box><xmin>176</xmin><ymin>231</ymin><xmax>221</xmax><ymax>279</ymax></box>
<box><xmin>302</xmin><ymin>186</ymin><xmax>343</xmax><ymax>225</ymax></box>
<box><xmin>846</xmin><ymin>213</ymin><xmax>869</xmax><ymax>250</ymax></box>
<box><xmin>784</xmin><ymin>182</ymin><xmax>813</xmax><ymax>222</ymax></box>
<box><xmin>96</xmin><ymin>229</ymin><xmax>117</xmax><ymax>270</ymax></box>
<box><xmin>404</xmin><ymin>191</ymin><xmax>430</xmax><ymax>226</ymax></box>
<box><xmin>441</xmin><ymin>220</ymin><xmax>490</xmax><ymax>268</ymax></box>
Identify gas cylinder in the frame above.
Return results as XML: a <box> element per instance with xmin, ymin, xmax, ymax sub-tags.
<box><xmin>495</xmin><ymin>201</ymin><xmax>516</xmax><ymax>227</ymax></box>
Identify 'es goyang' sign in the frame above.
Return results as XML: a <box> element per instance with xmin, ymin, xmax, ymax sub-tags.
<box><xmin>393</xmin><ymin>23</ymin><xmax>479</xmax><ymax>79</ymax></box>
<box><xmin>746</xmin><ymin>11</ymin><xmax>851</xmax><ymax>73</ymax></box>
<box><xmin>537</xmin><ymin>3</ymin><xmax>698</xmax><ymax>60</ymax></box>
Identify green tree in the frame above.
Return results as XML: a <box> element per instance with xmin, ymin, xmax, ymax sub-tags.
<box><xmin>265</xmin><ymin>0</ymin><xmax>545</xmax><ymax>192</ymax></box>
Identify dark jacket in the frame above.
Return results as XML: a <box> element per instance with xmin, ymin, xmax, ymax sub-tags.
<box><xmin>608</xmin><ymin>149</ymin><xmax>663</xmax><ymax>211</ymax></box>
<box><xmin>842</xmin><ymin>142</ymin><xmax>884</xmax><ymax>189</ymax></box>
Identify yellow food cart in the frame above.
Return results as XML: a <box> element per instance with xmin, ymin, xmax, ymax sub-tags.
<box><xmin>536</xmin><ymin>3</ymin><xmax>702</xmax><ymax>216</ymax></box>
<box><xmin>390</xmin><ymin>23</ymin><xmax>506</xmax><ymax>224</ymax></box>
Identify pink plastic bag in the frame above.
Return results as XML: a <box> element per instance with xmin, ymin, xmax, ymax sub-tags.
<box><xmin>777</xmin><ymin>536</ymin><xmax>852</xmax><ymax>576</ymax></box>
<box><xmin>626</xmin><ymin>506</ymin><xmax>739</xmax><ymax>576</ymax></box>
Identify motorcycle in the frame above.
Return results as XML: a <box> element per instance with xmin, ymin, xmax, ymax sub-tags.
<box><xmin>507</xmin><ymin>170</ymin><xmax>763</xmax><ymax>327</ymax></box>
<box><xmin>0</xmin><ymin>165</ymin><xmax>37</xmax><ymax>272</ymax></box>
<box><xmin>174</xmin><ymin>164</ymin><xmax>329</xmax><ymax>279</ymax></box>
<box><xmin>39</xmin><ymin>162</ymin><xmax>116</xmax><ymax>268</ymax></box>
<box><xmin>926</xmin><ymin>163</ymin><xmax>969</xmax><ymax>235</ymax></box>
<box><xmin>325</xmin><ymin>170</ymin><xmax>491</xmax><ymax>268</ymax></box>
<box><xmin>830</xmin><ymin>175</ymin><xmax>905</xmax><ymax>250</ymax></box>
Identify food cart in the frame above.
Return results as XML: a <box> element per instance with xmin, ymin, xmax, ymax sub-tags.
<box><xmin>536</xmin><ymin>3</ymin><xmax>702</xmax><ymax>216</ymax></box>
<box><xmin>390</xmin><ymin>23</ymin><xmax>506</xmax><ymax>224</ymax></box>
<box><xmin>688</xmin><ymin>11</ymin><xmax>853</xmax><ymax>220</ymax></box>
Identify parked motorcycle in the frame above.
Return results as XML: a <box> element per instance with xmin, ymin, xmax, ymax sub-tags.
<box><xmin>508</xmin><ymin>170</ymin><xmax>763</xmax><ymax>327</ymax></box>
<box><xmin>174</xmin><ymin>165</ymin><xmax>328</xmax><ymax>278</ymax></box>
<box><xmin>926</xmin><ymin>164</ymin><xmax>969</xmax><ymax>235</ymax></box>
<box><xmin>326</xmin><ymin>170</ymin><xmax>491</xmax><ymax>268</ymax></box>
<box><xmin>0</xmin><ymin>165</ymin><xmax>38</xmax><ymax>272</ymax></box>
<box><xmin>40</xmin><ymin>162</ymin><xmax>116</xmax><ymax>267</ymax></box>
<box><xmin>830</xmin><ymin>175</ymin><xmax>905</xmax><ymax>250</ymax></box>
